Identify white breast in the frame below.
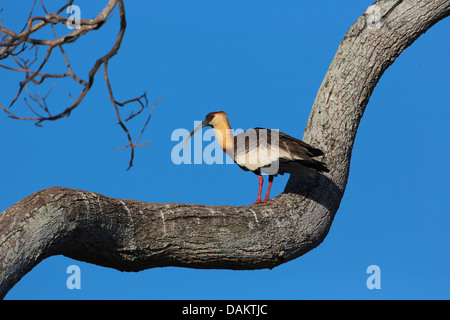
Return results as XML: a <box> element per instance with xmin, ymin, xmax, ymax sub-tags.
<box><xmin>233</xmin><ymin>129</ymin><xmax>291</xmax><ymax>172</ymax></box>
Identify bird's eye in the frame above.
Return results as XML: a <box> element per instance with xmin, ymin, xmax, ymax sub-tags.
<box><xmin>207</xmin><ymin>114</ymin><xmax>214</xmax><ymax>120</ymax></box>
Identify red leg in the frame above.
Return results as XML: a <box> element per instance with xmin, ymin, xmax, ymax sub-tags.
<box><xmin>262</xmin><ymin>175</ymin><xmax>274</xmax><ymax>202</ymax></box>
<box><xmin>251</xmin><ymin>175</ymin><xmax>264</xmax><ymax>205</ymax></box>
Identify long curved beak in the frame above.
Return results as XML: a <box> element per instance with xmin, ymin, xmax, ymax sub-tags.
<box><xmin>183</xmin><ymin>120</ymin><xmax>209</xmax><ymax>151</ymax></box>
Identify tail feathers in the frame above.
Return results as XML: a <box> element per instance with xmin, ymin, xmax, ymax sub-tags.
<box><xmin>279</xmin><ymin>158</ymin><xmax>330</xmax><ymax>175</ymax></box>
<box><xmin>304</xmin><ymin>159</ymin><xmax>330</xmax><ymax>172</ymax></box>
<box><xmin>303</xmin><ymin>159</ymin><xmax>330</xmax><ymax>172</ymax></box>
<box><xmin>307</xmin><ymin>147</ymin><xmax>325</xmax><ymax>157</ymax></box>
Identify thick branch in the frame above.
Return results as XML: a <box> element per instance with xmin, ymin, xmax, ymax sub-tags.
<box><xmin>1</xmin><ymin>0</ymin><xmax>449</xmax><ymax>299</ymax></box>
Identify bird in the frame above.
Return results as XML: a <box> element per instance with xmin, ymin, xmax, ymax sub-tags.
<box><xmin>183</xmin><ymin>111</ymin><xmax>329</xmax><ymax>204</ymax></box>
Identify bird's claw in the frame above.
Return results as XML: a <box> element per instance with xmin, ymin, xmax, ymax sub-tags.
<box><xmin>250</xmin><ymin>198</ymin><xmax>271</xmax><ymax>205</ymax></box>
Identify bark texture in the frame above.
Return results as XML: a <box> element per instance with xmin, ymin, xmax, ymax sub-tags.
<box><xmin>1</xmin><ymin>0</ymin><xmax>449</xmax><ymax>298</ymax></box>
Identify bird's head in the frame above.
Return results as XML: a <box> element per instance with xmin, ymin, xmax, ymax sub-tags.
<box><xmin>201</xmin><ymin>111</ymin><xmax>229</xmax><ymax>128</ymax></box>
<box><xmin>183</xmin><ymin>111</ymin><xmax>229</xmax><ymax>150</ymax></box>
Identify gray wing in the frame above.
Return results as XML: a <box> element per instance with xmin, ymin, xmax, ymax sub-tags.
<box><xmin>277</xmin><ymin>130</ymin><xmax>329</xmax><ymax>175</ymax></box>
<box><xmin>233</xmin><ymin>128</ymin><xmax>329</xmax><ymax>176</ymax></box>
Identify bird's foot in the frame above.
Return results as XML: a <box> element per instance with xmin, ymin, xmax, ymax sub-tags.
<box><xmin>250</xmin><ymin>198</ymin><xmax>271</xmax><ymax>205</ymax></box>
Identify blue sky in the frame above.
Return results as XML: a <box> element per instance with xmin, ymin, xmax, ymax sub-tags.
<box><xmin>1</xmin><ymin>1</ymin><xmax>449</xmax><ymax>299</ymax></box>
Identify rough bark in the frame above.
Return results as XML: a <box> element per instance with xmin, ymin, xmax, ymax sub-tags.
<box><xmin>1</xmin><ymin>0</ymin><xmax>449</xmax><ymax>298</ymax></box>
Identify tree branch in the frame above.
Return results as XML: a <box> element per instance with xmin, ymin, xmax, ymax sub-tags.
<box><xmin>0</xmin><ymin>0</ymin><xmax>156</xmax><ymax>169</ymax></box>
<box><xmin>1</xmin><ymin>0</ymin><xmax>449</xmax><ymax>299</ymax></box>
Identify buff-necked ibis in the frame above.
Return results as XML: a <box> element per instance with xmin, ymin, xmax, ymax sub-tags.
<box><xmin>184</xmin><ymin>111</ymin><xmax>329</xmax><ymax>204</ymax></box>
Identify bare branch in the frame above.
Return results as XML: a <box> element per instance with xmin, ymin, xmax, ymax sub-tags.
<box><xmin>0</xmin><ymin>0</ymin><xmax>158</xmax><ymax>169</ymax></box>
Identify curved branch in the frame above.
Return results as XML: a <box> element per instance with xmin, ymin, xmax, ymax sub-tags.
<box><xmin>1</xmin><ymin>0</ymin><xmax>449</xmax><ymax>299</ymax></box>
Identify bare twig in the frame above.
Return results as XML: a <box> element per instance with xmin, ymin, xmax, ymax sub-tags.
<box><xmin>0</xmin><ymin>0</ymin><xmax>158</xmax><ymax>169</ymax></box>
<box><xmin>115</xmin><ymin>93</ymin><xmax>148</xmax><ymax>121</ymax></box>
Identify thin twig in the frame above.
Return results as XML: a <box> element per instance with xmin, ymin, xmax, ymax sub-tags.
<box><xmin>104</xmin><ymin>60</ymin><xmax>135</xmax><ymax>170</ymax></box>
